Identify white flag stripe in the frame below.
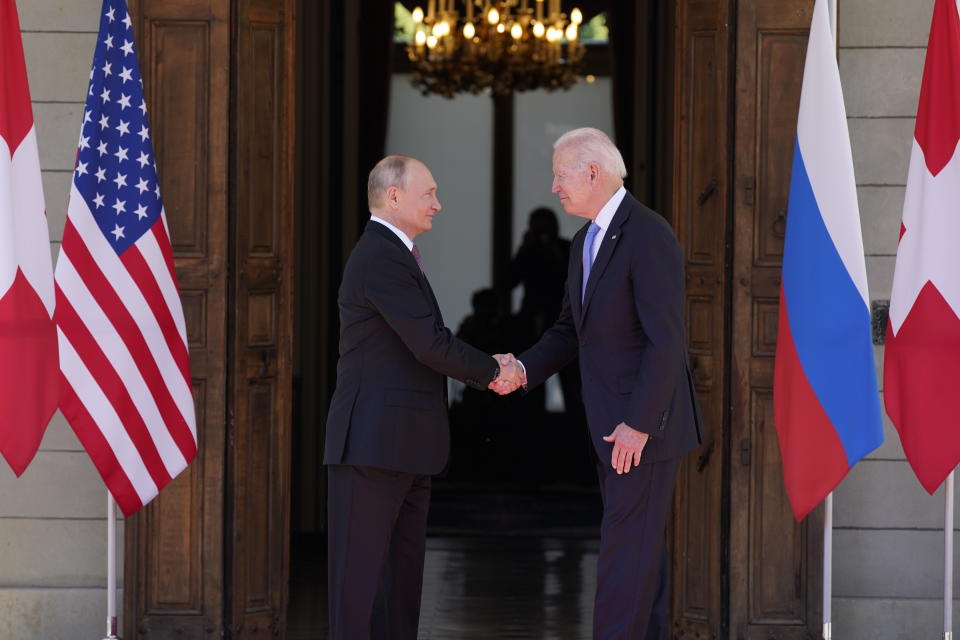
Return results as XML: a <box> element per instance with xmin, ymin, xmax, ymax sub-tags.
<box><xmin>160</xmin><ymin>208</ymin><xmax>171</xmax><ymax>245</ymax></box>
<box><xmin>57</xmin><ymin>251</ymin><xmax>188</xmax><ymax>474</ymax></box>
<box><xmin>58</xmin><ymin>327</ymin><xmax>159</xmax><ymax>504</ymax></box>
<box><xmin>889</xmin><ymin>140</ymin><xmax>960</xmax><ymax>332</ymax></box>
<box><xmin>138</xmin><ymin>228</ymin><xmax>188</xmax><ymax>347</ymax></box>
<box><xmin>67</xmin><ymin>186</ymin><xmax>195</xmax><ymax>429</ymax></box>
<box><xmin>795</xmin><ymin>0</ymin><xmax>870</xmax><ymax>308</ymax></box>
<box><xmin>0</xmin><ymin>136</ymin><xmax>16</xmax><ymax>298</ymax></box>
<box><xmin>11</xmin><ymin>128</ymin><xmax>55</xmax><ymax>315</ymax></box>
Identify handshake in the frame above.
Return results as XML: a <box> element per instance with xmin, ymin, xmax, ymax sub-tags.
<box><xmin>489</xmin><ymin>353</ymin><xmax>526</xmax><ymax>395</ymax></box>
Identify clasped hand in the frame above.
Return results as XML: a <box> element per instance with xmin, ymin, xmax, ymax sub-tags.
<box><xmin>488</xmin><ymin>353</ymin><xmax>525</xmax><ymax>395</ymax></box>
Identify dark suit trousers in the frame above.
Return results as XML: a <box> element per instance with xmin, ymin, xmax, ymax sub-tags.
<box><xmin>594</xmin><ymin>455</ymin><xmax>681</xmax><ymax>640</ymax></box>
<box><xmin>327</xmin><ymin>465</ymin><xmax>431</xmax><ymax>640</ymax></box>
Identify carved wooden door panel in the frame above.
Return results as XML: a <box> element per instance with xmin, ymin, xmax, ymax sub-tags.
<box><xmin>729</xmin><ymin>1</ymin><xmax>822</xmax><ymax>638</ymax></box>
<box><xmin>125</xmin><ymin>0</ymin><xmax>295</xmax><ymax>637</ymax></box>
<box><xmin>124</xmin><ymin>0</ymin><xmax>230</xmax><ymax>636</ymax></box>
<box><xmin>670</xmin><ymin>0</ymin><xmax>730</xmax><ymax>637</ymax></box>
<box><xmin>227</xmin><ymin>0</ymin><xmax>296</xmax><ymax>637</ymax></box>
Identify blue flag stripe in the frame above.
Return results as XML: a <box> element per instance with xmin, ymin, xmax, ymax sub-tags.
<box><xmin>782</xmin><ymin>142</ymin><xmax>884</xmax><ymax>466</ymax></box>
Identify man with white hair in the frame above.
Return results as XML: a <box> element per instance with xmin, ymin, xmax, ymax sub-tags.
<box><xmin>495</xmin><ymin>128</ymin><xmax>702</xmax><ymax>638</ymax></box>
<box><xmin>325</xmin><ymin>154</ymin><xmax>523</xmax><ymax>639</ymax></box>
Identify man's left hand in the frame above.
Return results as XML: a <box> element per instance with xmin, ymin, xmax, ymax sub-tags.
<box><xmin>489</xmin><ymin>353</ymin><xmax>525</xmax><ymax>395</ymax></box>
<box><xmin>602</xmin><ymin>423</ymin><xmax>649</xmax><ymax>474</ymax></box>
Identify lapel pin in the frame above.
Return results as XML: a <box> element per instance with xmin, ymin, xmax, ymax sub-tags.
<box><xmin>611</xmin><ymin>235</ymin><xmax>617</xmax><ymax>240</ymax></box>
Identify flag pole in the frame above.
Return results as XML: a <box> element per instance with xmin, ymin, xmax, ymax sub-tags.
<box><xmin>823</xmin><ymin>491</ymin><xmax>833</xmax><ymax>640</ymax></box>
<box><xmin>823</xmin><ymin>2</ymin><xmax>837</xmax><ymax>638</ymax></box>
<box><xmin>945</xmin><ymin>470</ymin><xmax>954</xmax><ymax>640</ymax></box>
<box><xmin>103</xmin><ymin>492</ymin><xmax>120</xmax><ymax>640</ymax></box>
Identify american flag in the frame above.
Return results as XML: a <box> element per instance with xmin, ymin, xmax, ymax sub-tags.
<box><xmin>54</xmin><ymin>0</ymin><xmax>196</xmax><ymax>516</ymax></box>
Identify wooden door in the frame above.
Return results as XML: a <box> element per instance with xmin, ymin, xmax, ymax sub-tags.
<box><xmin>729</xmin><ymin>1</ymin><xmax>822</xmax><ymax>638</ymax></box>
<box><xmin>227</xmin><ymin>0</ymin><xmax>297</xmax><ymax>637</ymax></box>
<box><xmin>124</xmin><ymin>0</ymin><xmax>231</xmax><ymax>636</ymax></box>
<box><xmin>125</xmin><ymin>0</ymin><xmax>296</xmax><ymax>637</ymax></box>
<box><xmin>670</xmin><ymin>0</ymin><xmax>731</xmax><ymax>637</ymax></box>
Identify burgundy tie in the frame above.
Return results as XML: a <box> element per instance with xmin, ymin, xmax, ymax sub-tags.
<box><xmin>411</xmin><ymin>245</ymin><xmax>424</xmax><ymax>272</ymax></box>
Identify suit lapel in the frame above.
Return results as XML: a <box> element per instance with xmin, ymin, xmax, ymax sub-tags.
<box><xmin>367</xmin><ymin>221</ymin><xmax>444</xmax><ymax>324</ymax></box>
<box><xmin>581</xmin><ymin>198</ymin><xmax>632</xmax><ymax>318</ymax></box>
<box><xmin>570</xmin><ymin>223</ymin><xmax>587</xmax><ymax>326</ymax></box>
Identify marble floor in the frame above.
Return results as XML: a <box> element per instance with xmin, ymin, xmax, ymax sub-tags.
<box><xmin>288</xmin><ymin>535</ymin><xmax>600</xmax><ymax>639</ymax></box>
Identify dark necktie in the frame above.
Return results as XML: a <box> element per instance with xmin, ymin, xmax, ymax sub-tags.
<box><xmin>581</xmin><ymin>222</ymin><xmax>601</xmax><ymax>302</ymax></box>
<box><xmin>412</xmin><ymin>244</ymin><xmax>424</xmax><ymax>273</ymax></box>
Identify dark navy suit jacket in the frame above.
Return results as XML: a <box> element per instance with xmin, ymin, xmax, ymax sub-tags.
<box><xmin>323</xmin><ymin>221</ymin><xmax>498</xmax><ymax>475</ymax></box>
<box><xmin>519</xmin><ymin>192</ymin><xmax>702</xmax><ymax>464</ymax></box>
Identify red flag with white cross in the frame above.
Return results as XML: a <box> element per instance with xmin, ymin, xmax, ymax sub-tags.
<box><xmin>884</xmin><ymin>0</ymin><xmax>960</xmax><ymax>494</ymax></box>
<box><xmin>0</xmin><ymin>0</ymin><xmax>60</xmax><ymax>475</ymax></box>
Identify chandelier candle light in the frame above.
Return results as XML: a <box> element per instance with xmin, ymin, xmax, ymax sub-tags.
<box><xmin>408</xmin><ymin>0</ymin><xmax>585</xmax><ymax>97</ymax></box>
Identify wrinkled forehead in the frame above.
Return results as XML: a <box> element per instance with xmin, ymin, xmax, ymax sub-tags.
<box><xmin>552</xmin><ymin>147</ymin><xmax>581</xmax><ymax>174</ymax></box>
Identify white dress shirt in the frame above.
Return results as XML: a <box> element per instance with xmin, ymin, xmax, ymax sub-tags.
<box><xmin>370</xmin><ymin>215</ymin><xmax>414</xmax><ymax>251</ymax></box>
<box><xmin>589</xmin><ymin>185</ymin><xmax>627</xmax><ymax>263</ymax></box>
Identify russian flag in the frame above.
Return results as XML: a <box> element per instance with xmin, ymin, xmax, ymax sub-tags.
<box><xmin>773</xmin><ymin>0</ymin><xmax>883</xmax><ymax>521</ymax></box>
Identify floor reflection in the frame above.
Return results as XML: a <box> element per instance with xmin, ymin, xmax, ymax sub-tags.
<box><xmin>288</xmin><ymin>535</ymin><xmax>599</xmax><ymax>639</ymax></box>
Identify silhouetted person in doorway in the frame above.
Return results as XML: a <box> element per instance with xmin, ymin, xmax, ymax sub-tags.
<box><xmin>451</xmin><ymin>288</ymin><xmax>517</xmax><ymax>480</ymax></box>
<box><xmin>510</xmin><ymin>207</ymin><xmax>570</xmax><ymax>344</ymax></box>
<box><xmin>511</xmin><ymin>208</ymin><xmax>584</xmax><ymax>411</ymax></box>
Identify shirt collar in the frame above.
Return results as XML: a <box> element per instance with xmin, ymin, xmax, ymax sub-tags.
<box><xmin>370</xmin><ymin>215</ymin><xmax>414</xmax><ymax>251</ymax></box>
<box><xmin>592</xmin><ymin>186</ymin><xmax>627</xmax><ymax>234</ymax></box>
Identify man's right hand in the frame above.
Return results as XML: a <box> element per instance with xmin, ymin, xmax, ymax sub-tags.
<box><xmin>489</xmin><ymin>353</ymin><xmax>525</xmax><ymax>394</ymax></box>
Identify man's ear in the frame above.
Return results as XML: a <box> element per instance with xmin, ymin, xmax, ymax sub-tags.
<box><xmin>386</xmin><ymin>185</ymin><xmax>400</xmax><ymax>208</ymax></box>
<box><xmin>588</xmin><ymin>162</ymin><xmax>601</xmax><ymax>184</ymax></box>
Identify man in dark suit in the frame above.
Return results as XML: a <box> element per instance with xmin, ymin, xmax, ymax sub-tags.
<box><xmin>495</xmin><ymin>128</ymin><xmax>703</xmax><ymax>639</ymax></box>
<box><xmin>324</xmin><ymin>154</ymin><xmax>522</xmax><ymax>639</ymax></box>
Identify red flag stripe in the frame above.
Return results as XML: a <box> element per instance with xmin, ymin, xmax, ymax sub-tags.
<box><xmin>774</xmin><ymin>287</ymin><xmax>853</xmax><ymax>520</ymax></box>
<box><xmin>60</xmin><ymin>220</ymin><xmax>197</xmax><ymax>461</ymax></box>
<box><xmin>120</xmin><ymin>245</ymin><xmax>191</xmax><ymax>386</ymax></box>
<box><xmin>55</xmin><ymin>287</ymin><xmax>174</xmax><ymax>489</ymax></box>
<box><xmin>59</xmin><ymin>375</ymin><xmax>146</xmax><ymax>516</ymax></box>
<box><xmin>151</xmin><ymin>219</ymin><xmax>181</xmax><ymax>303</ymax></box>
<box><xmin>65</xmin><ymin>197</ymin><xmax>195</xmax><ymax>435</ymax></box>
<box><xmin>915</xmin><ymin>0</ymin><xmax>960</xmax><ymax>176</ymax></box>
<box><xmin>58</xmin><ymin>325</ymin><xmax>158</xmax><ymax>506</ymax></box>
<box><xmin>143</xmin><ymin>224</ymin><xmax>188</xmax><ymax>346</ymax></box>
<box><xmin>55</xmin><ymin>249</ymin><xmax>191</xmax><ymax>472</ymax></box>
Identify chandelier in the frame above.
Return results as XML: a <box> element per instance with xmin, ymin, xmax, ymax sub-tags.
<box><xmin>406</xmin><ymin>0</ymin><xmax>585</xmax><ymax>98</ymax></box>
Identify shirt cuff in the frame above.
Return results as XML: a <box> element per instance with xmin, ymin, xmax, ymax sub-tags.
<box><xmin>516</xmin><ymin>360</ymin><xmax>528</xmax><ymax>389</ymax></box>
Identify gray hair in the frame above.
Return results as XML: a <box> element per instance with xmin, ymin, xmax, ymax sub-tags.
<box><xmin>368</xmin><ymin>155</ymin><xmax>417</xmax><ymax>210</ymax></box>
<box><xmin>553</xmin><ymin>128</ymin><xmax>627</xmax><ymax>180</ymax></box>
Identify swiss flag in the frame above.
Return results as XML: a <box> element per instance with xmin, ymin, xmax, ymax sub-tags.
<box><xmin>0</xmin><ymin>0</ymin><xmax>59</xmax><ymax>475</ymax></box>
<box><xmin>884</xmin><ymin>0</ymin><xmax>960</xmax><ymax>494</ymax></box>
